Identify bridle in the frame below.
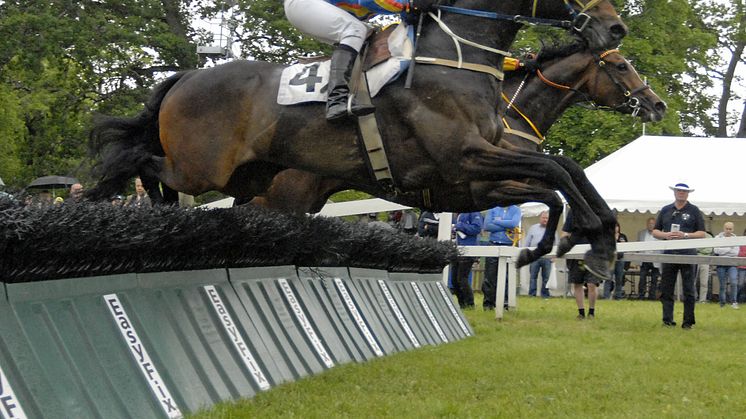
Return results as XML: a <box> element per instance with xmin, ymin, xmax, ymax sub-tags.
<box><xmin>533</xmin><ymin>49</ymin><xmax>649</xmax><ymax>114</ymax></box>
<box><xmin>436</xmin><ymin>0</ymin><xmax>609</xmax><ymax>38</ymax></box>
<box><xmin>500</xmin><ymin>49</ymin><xmax>650</xmax><ymax>144</ymax></box>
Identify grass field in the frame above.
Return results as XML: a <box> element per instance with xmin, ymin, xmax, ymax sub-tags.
<box><xmin>191</xmin><ymin>295</ymin><xmax>746</xmax><ymax>418</ymax></box>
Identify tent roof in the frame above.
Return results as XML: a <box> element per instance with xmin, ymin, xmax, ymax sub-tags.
<box><xmin>586</xmin><ymin>135</ymin><xmax>746</xmax><ymax>215</ymax></box>
<box><xmin>524</xmin><ymin>135</ymin><xmax>746</xmax><ymax>216</ymax></box>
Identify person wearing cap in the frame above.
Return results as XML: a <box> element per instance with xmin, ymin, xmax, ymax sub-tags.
<box><xmin>652</xmin><ymin>182</ymin><xmax>706</xmax><ymax>329</ymax></box>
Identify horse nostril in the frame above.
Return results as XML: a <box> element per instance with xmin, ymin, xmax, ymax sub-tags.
<box><xmin>655</xmin><ymin>101</ymin><xmax>667</xmax><ymax>113</ymax></box>
<box><xmin>610</xmin><ymin>23</ymin><xmax>628</xmax><ymax>39</ymax></box>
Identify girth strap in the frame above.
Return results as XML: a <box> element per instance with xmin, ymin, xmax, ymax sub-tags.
<box><xmin>502</xmin><ymin>128</ymin><xmax>543</xmax><ymax>146</ymax></box>
<box><xmin>353</xmin><ymin>57</ymin><xmax>396</xmax><ymax>191</ymax></box>
<box><xmin>414</xmin><ymin>56</ymin><xmax>504</xmax><ymax>81</ymax></box>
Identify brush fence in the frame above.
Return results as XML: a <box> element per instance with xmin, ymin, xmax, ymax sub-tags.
<box><xmin>0</xmin><ymin>266</ymin><xmax>472</xmax><ymax>419</ymax></box>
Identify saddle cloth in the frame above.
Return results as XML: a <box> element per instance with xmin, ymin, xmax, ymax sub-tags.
<box><xmin>277</xmin><ymin>23</ymin><xmax>413</xmax><ymax>105</ymax></box>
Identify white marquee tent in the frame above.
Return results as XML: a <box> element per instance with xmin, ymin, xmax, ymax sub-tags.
<box><xmin>523</xmin><ymin>135</ymin><xmax>746</xmax><ymax>217</ymax></box>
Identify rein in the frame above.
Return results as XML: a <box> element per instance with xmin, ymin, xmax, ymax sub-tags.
<box><xmin>437</xmin><ymin>0</ymin><xmax>606</xmax><ymax>34</ymax></box>
<box><xmin>414</xmin><ymin>0</ymin><xmax>611</xmax><ymax>81</ymax></box>
<box><xmin>500</xmin><ymin>47</ymin><xmax>649</xmax><ymax>144</ymax></box>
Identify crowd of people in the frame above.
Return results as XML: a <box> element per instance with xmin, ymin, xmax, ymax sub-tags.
<box><xmin>443</xmin><ymin>182</ymin><xmax>746</xmax><ymax>329</ymax></box>
<box><xmin>16</xmin><ymin>177</ymin><xmax>152</xmax><ymax>209</ymax></box>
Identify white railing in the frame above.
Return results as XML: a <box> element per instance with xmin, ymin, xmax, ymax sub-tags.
<box><xmin>460</xmin><ymin>236</ymin><xmax>746</xmax><ymax>319</ymax></box>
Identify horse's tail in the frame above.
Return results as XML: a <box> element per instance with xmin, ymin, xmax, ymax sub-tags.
<box><xmin>86</xmin><ymin>71</ymin><xmax>188</xmax><ymax>201</ymax></box>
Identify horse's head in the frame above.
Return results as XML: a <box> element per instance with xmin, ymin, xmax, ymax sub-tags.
<box><xmin>584</xmin><ymin>50</ymin><xmax>667</xmax><ymax>122</ymax></box>
<box><xmin>556</xmin><ymin>50</ymin><xmax>667</xmax><ymax>122</ymax></box>
<box><xmin>530</xmin><ymin>45</ymin><xmax>667</xmax><ymax>123</ymax></box>
<box><xmin>533</xmin><ymin>0</ymin><xmax>628</xmax><ymax>50</ymax></box>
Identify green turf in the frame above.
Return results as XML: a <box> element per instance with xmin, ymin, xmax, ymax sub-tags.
<box><xmin>190</xmin><ymin>295</ymin><xmax>746</xmax><ymax>418</ymax></box>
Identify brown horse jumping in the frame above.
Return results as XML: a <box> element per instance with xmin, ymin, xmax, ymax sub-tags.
<box><xmin>88</xmin><ymin>1</ymin><xmax>628</xmax><ymax>277</ymax></box>
<box><xmin>246</xmin><ymin>43</ymin><xmax>666</xmax><ymax>269</ymax></box>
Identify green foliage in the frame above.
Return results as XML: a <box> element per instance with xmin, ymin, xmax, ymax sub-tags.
<box><xmin>223</xmin><ymin>0</ymin><xmax>330</xmax><ymax>63</ymax></box>
<box><xmin>0</xmin><ymin>0</ymin><xmax>737</xmax><ymax>187</ymax></box>
<box><xmin>0</xmin><ymin>0</ymin><xmax>199</xmax><ymax>188</ymax></box>
<box><xmin>190</xmin><ymin>296</ymin><xmax>746</xmax><ymax>418</ymax></box>
<box><xmin>0</xmin><ymin>84</ymin><xmax>24</xmax><ymax>187</ymax></box>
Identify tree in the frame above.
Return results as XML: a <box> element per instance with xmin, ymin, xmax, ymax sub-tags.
<box><xmin>697</xmin><ymin>0</ymin><xmax>746</xmax><ymax>137</ymax></box>
<box><xmin>0</xmin><ymin>0</ymin><xmax>201</xmax><ymax>188</ymax></box>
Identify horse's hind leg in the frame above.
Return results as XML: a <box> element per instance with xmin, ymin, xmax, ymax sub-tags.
<box><xmin>220</xmin><ymin>161</ymin><xmax>287</xmax><ymax>206</ymax></box>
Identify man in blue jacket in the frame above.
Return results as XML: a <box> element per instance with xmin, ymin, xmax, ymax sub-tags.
<box><xmin>482</xmin><ymin>205</ymin><xmax>522</xmax><ymax>310</ymax></box>
<box><xmin>451</xmin><ymin>212</ymin><xmax>484</xmax><ymax>309</ymax></box>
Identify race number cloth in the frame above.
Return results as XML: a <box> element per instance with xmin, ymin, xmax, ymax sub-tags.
<box><xmin>277</xmin><ymin>23</ymin><xmax>413</xmax><ymax>105</ymax></box>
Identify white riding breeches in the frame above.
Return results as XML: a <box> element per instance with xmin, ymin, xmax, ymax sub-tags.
<box><xmin>284</xmin><ymin>0</ymin><xmax>370</xmax><ymax>52</ymax></box>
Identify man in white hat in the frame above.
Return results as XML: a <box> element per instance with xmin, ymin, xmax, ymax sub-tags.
<box><xmin>652</xmin><ymin>182</ymin><xmax>706</xmax><ymax>329</ymax></box>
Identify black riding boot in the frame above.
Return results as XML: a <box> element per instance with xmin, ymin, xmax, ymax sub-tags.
<box><xmin>326</xmin><ymin>45</ymin><xmax>375</xmax><ymax>121</ymax></box>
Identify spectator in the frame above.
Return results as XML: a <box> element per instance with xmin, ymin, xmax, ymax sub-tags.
<box><xmin>738</xmin><ymin>228</ymin><xmax>746</xmax><ymax>304</ymax></box>
<box><xmin>652</xmin><ymin>182</ymin><xmax>705</xmax><ymax>329</ymax></box>
<box><xmin>696</xmin><ymin>231</ymin><xmax>714</xmax><ymax>303</ymax></box>
<box><xmin>124</xmin><ymin>177</ymin><xmax>152</xmax><ymax>208</ymax></box>
<box><xmin>37</xmin><ymin>190</ymin><xmax>53</xmax><ymax>208</ymax></box>
<box><xmin>450</xmin><ymin>212</ymin><xmax>483</xmax><ymax>309</ymax></box>
<box><xmin>713</xmin><ymin>221</ymin><xmax>739</xmax><ymax>309</ymax></box>
<box><xmin>562</xmin><ymin>209</ymin><xmax>599</xmax><ymax>319</ymax></box>
<box><xmin>66</xmin><ymin>183</ymin><xmax>84</xmax><ymax>204</ymax></box>
<box><xmin>637</xmin><ymin>217</ymin><xmax>661</xmax><ymax>300</ymax></box>
<box><xmin>111</xmin><ymin>195</ymin><xmax>124</xmax><ymax>207</ymax></box>
<box><xmin>604</xmin><ymin>222</ymin><xmax>629</xmax><ymax>300</ymax></box>
<box><xmin>522</xmin><ymin>211</ymin><xmax>554</xmax><ymax>298</ymax></box>
<box><xmin>481</xmin><ymin>205</ymin><xmax>521</xmax><ymax>311</ymax></box>
<box><xmin>399</xmin><ymin>209</ymin><xmax>418</xmax><ymax>235</ymax></box>
<box><xmin>417</xmin><ymin>211</ymin><xmax>439</xmax><ymax>238</ymax></box>
<box><xmin>388</xmin><ymin>211</ymin><xmax>402</xmax><ymax>229</ymax></box>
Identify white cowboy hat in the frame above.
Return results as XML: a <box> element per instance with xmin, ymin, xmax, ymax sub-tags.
<box><xmin>668</xmin><ymin>182</ymin><xmax>694</xmax><ymax>192</ymax></box>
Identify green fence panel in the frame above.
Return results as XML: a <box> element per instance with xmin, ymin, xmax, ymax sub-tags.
<box><xmin>127</xmin><ymin>269</ymin><xmax>278</xmax><ymax>413</ymax></box>
<box><xmin>414</xmin><ymin>277</ymin><xmax>473</xmax><ymax>340</ymax></box>
<box><xmin>344</xmin><ymin>268</ymin><xmax>412</xmax><ymax>353</ymax></box>
<box><xmin>297</xmin><ymin>267</ymin><xmax>384</xmax><ymax>361</ymax></box>
<box><xmin>228</xmin><ymin>267</ymin><xmax>332</xmax><ymax>379</ymax></box>
<box><xmin>386</xmin><ymin>273</ymin><xmax>450</xmax><ymax>346</ymax></box>
<box><xmin>4</xmin><ymin>274</ymin><xmax>176</xmax><ymax>419</ymax></box>
<box><xmin>0</xmin><ymin>281</ymin><xmax>56</xmax><ymax>419</ymax></box>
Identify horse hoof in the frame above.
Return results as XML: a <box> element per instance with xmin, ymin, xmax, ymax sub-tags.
<box><xmin>516</xmin><ymin>248</ymin><xmax>532</xmax><ymax>268</ymax></box>
<box><xmin>556</xmin><ymin>237</ymin><xmax>573</xmax><ymax>257</ymax></box>
<box><xmin>583</xmin><ymin>251</ymin><xmax>611</xmax><ymax>281</ymax></box>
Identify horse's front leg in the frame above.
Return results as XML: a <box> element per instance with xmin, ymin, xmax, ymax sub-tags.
<box><xmin>462</xmin><ymin>143</ymin><xmax>611</xmax><ymax>279</ymax></box>
<box><xmin>472</xmin><ymin>180</ymin><xmax>564</xmax><ymax>267</ymax></box>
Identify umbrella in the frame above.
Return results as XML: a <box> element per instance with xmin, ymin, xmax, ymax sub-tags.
<box><xmin>27</xmin><ymin>175</ymin><xmax>79</xmax><ymax>190</ymax></box>
<box><xmin>27</xmin><ymin>175</ymin><xmax>80</xmax><ymax>198</ymax></box>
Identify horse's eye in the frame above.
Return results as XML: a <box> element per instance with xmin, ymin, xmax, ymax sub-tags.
<box><xmin>616</xmin><ymin>63</ymin><xmax>628</xmax><ymax>71</ymax></box>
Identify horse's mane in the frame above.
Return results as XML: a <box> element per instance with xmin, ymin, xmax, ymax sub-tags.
<box><xmin>535</xmin><ymin>40</ymin><xmax>586</xmax><ymax>63</ymax></box>
<box><xmin>511</xmin><ymin>40</ymin><xmax>586</xmax><ymax>73</ymax></box>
